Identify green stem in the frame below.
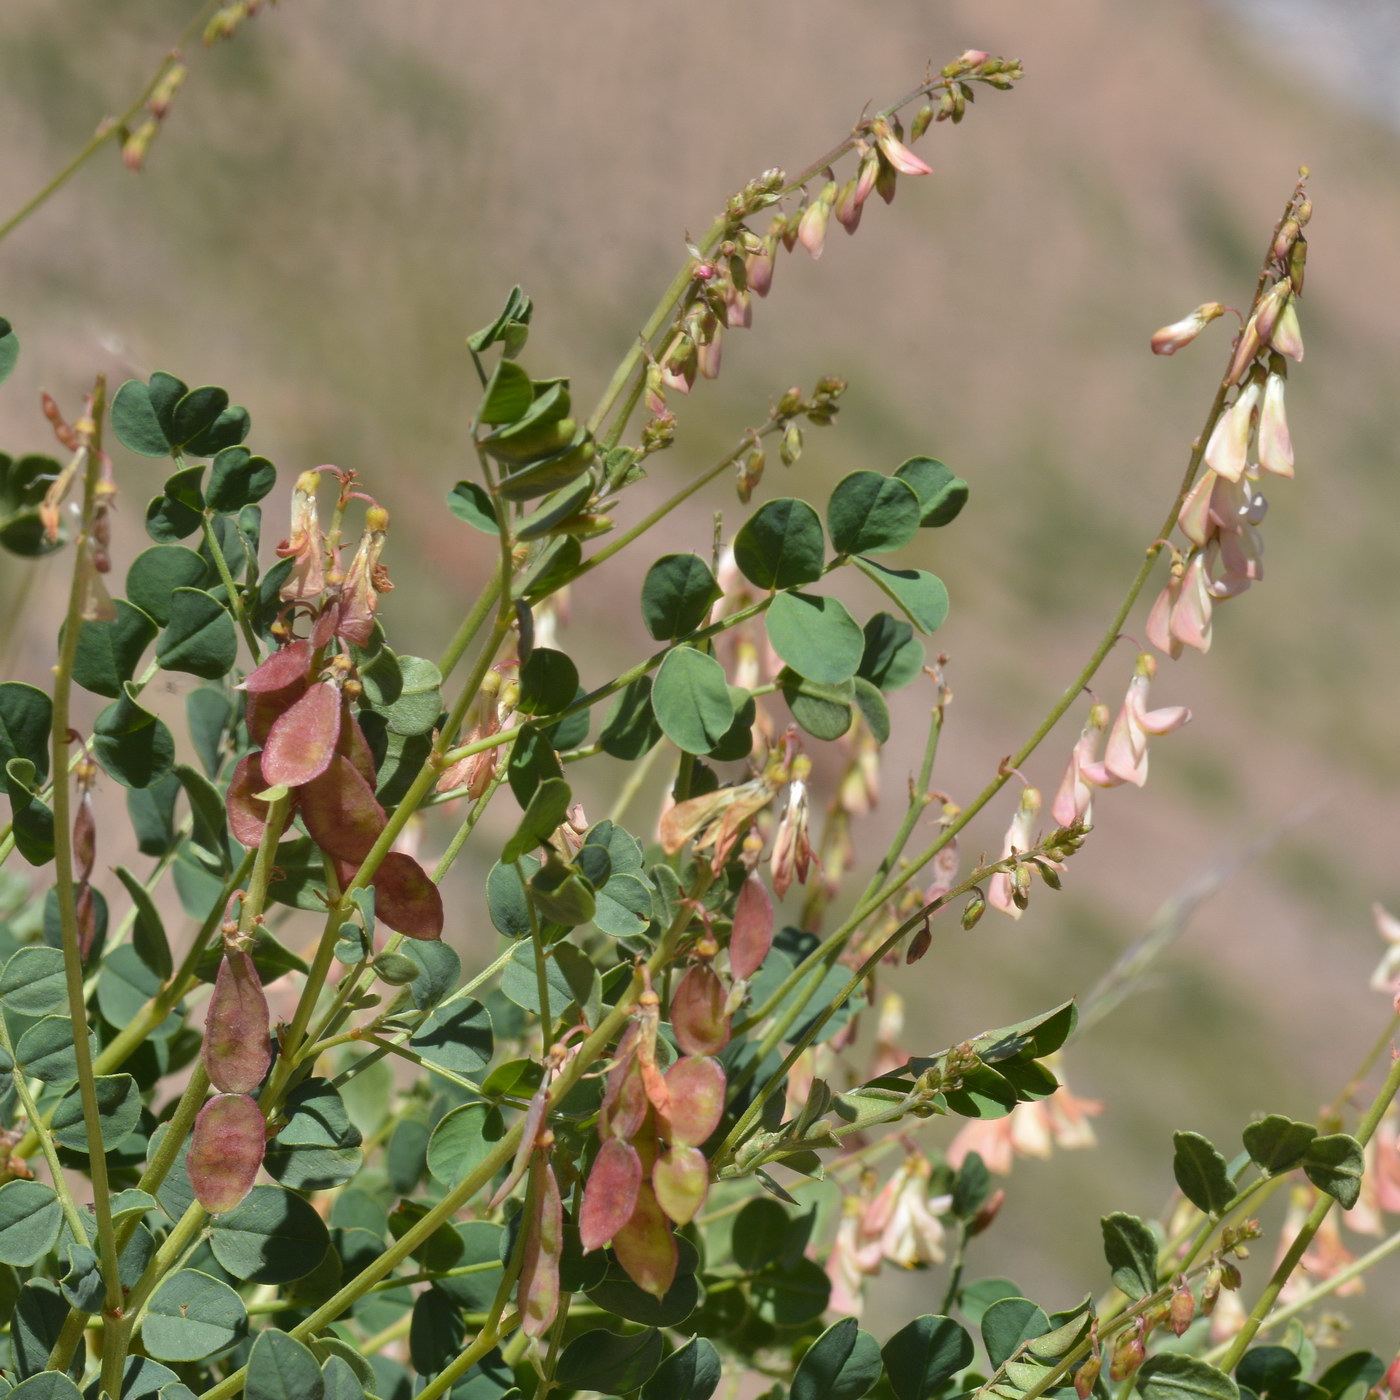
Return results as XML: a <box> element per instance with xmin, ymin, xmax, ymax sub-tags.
<box><xmin>47</xmin><ymin>384</ymin><xmax>125</xmax><ymax>1361</ymax></box>
<box><xmin>1214</xmin><ymin>1048</ymin><xmax>1400</xmax><ymax>1373</ymax></box>
<box><xmin>199</xmin><ymin>512</ymin><xmax>262</xmax><ymax>662</ymax></box>
<box><xmin>0</xmin><ymin>1</ymin><xmax>219</xmax><ymax>245</ymax></box>
<box><xmin>436</xmin><ymin>561</ymin><xmax>504</xmax><ymax>682</ymax></box>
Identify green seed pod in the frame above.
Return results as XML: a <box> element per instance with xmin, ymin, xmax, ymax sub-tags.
<box><xmin>780</xmin><ymin>423</ymin><xmax>803</xmax><ymax>466</ymax></box>
<box><xmin>961</xmin><ymin>894</ymin><xmax>986</xmax><ymax>930</ymax></box>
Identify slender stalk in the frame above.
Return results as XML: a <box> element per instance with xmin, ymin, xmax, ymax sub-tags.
<box><xmin>199</xmin><ymin>512</ymin><xmax>262</xmax><ymax>662</ymax></box>
<box><xmin>46</xmin><ymin>382</ymin><xmax>125</xmax><ymax>1367</ymax></box>
<box><xmin>0</xmin><ymin>1</ymin><xmax>219</xmax><ymax>244</ymax></box>
<box><xmin>436</xmin><ymin>560</ymin><xmax>504</xmax><ymax>682</ymax></box>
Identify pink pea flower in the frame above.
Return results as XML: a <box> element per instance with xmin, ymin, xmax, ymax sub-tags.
<box><xmin>988</xmin><ymin>786</ymin><xmax>1043</xmax><ymax>919</ymax></box>
<box><xmin>335</xmin><ymin>505</ymin><xmax>392</xmax><ymax>646</ymax></box>
<box><xmin>770</xmin><ymin>757</ymin><xmax>815</xmax><ymax>897</ymax></box>
<box><xmin>825</xmin><ymin>1197</ymin><xmax>881</xmax><ymax>1315</ymax></box>
<box><xmin>947</xmin><ymin>1077</ymin><xmax>1102</xmax><ymax>1176</ymax></box>
<box><xmin>1150</xmin><ymin>302</ymin><xmax>1225</xmax><ymax>356</ymax></box>
<box><xmin>1257</xmin><ymin>367</ymin><xmax>1294</xmax><ymax>478</ymax></box>
<box><xmin>1052</xmin><ymin>704</ymin><xmax>1111</xmax><ymax>826</ymax></box>
<box><xmin>1088</xmin><ymin>653</ymin><xmax>1190</xmax><ymax>789</ymax></box>
<box><xmin>1203</xmin><ymin>381</ymin><xmax>1261</xmax><ymax>484</ymax></box>
<box><xmin>871</xmin><ymin>117</ymin><xmax>934</xmax><ymax>176</ymax></box>
<box><xmin>1271</xmin><ymin>296</ymin><xmax>1304</xmax><ymax>361</ymax></box>
<box><xmin>1169</xmin><ymin>549</ymin><xmax>1215</xmax><ymax>653</ymax></box>
<box><xmin>866</xmin><ymin>1154</ymin><xmax>951</xmax><ymax>1269</ymax></box>
<box><xmin>1369</xmin><ymin>904</ymin><xmax>1400</xmax><ymax>995</ymax></box>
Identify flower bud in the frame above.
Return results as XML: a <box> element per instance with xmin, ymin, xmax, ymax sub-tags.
<box><xmin>961</xmin><ymin>893</ymin><xmax>986</xmax><ymax>929</ymax></box>
<box><xmin>1074</xmin><ymin>1355</ymin><xmax>1102</xmax><ymax>1400</ymax></box>
<box><xmin>911</xmin><ymin>104</ymin><xmax>935</xmax><ymax>140</ymax></box>
<box><xmin>1271</xmin><ymin>218</ymin><xmax>1301</xmax><ymax>266</ymax></box>
<box><xmin>1108</xmin><ymin>1323</ymin><xmax>1146</xmax><ymax>1382</ymax></box>
<box><xmin>1288</xmin><ymin>234</ymin><xmax>1307</xmax><ymax>293</ymax></box>
<box><xmin>736</xmin><ymin>447</ymin><xmax>765</xmax><ymax>504</ymax></box>
<box><xmin>148</xmin><ymin>63</ymin><xmax>188</xmax><ymax>119</ymax></box>
<box><xmin>1150</xmin><ymin>302</ymin><xmax>1225</xmax><ymax>356</ymax></box>
<box><xmin>797</xmin><ymin>181</ymin><xmax>838</xmax><ymax>259</ymax></box>
<box><xmin>780</xmin><ymin>423</ymin><xmax>803</xmax><ymax>466</ymax></box>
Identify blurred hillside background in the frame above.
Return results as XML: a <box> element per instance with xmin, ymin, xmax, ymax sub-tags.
<box><xmin>3</xmin><ymin>0</ymin><xmax>1399</xmax><ymax>1342</ymax></box>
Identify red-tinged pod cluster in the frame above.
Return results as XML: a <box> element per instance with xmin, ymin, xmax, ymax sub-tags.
<box><xmin>226</xmin><ymin>641</ymin><xmax>443</xmax><ymax>940</ymax></box>
<box><xmin>203</xmin><ymin>949</ymin><xmax>272</xmax><ymax>1094</ymax></box>
<box><xmin>578</xmin><ymin>994</ymin><xmax>729</xmax><ymax>1297</ymax></box>
<box><xmin>188</xmin><ymin>1092</ymin><xmax>266</xmax><ymax>1213</ymax></box>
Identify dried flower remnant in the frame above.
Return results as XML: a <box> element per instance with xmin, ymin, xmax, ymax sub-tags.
<box><xmin>276</xmin><ymin>470</ymin><xmax>328</xmax><ymax>601</ymax></box>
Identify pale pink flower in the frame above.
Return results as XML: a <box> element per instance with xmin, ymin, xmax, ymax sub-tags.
<box><xmin>1271</xmin><ymin>297</ymin><xmax>1304</xmax><ymax>361</ymax></box>
<box><xmin>1052</xmin><ymin>704</ymin><xmax>1111</xmax><ymax>826</ymax></box>
<box><xmin>1203</xmin><ymin>381</ymin><xmax>1261</xmax><ymax>484</ymax></box>
<box><xmin>851</xmin><ymin>149</ymin><xmax>880</xmax><ymax>208</ymax></box>
<box><xmin>1213</xmin><ymin>523</ymin><xmax>1264</xmax><ymax>593</ymax></box>
<box><xmin>1348</xmin><ymin>1113</ymin><xmax>1400</xmax><ymax>1235</ymax></box>
<box><xmin>1089</xmin><ymin>654</ymin><xmax>1190</xmax><ymax>789</ymax></box>
<box><xmin>797</xmin><ymin>182</ymin><xmax>837</xmax><ymax>260</ymax></box>
<box><xmin>947</xmin><ymin>1079</ymin><xmax>1102</xmax><ymax>1176</ymax></box>
<box><xmin>771</xmin><ymin>759</ymin><xmax>815</xmax><ymax>897</ymax></box>
<box><xmin>1169</xmin><ymin>549</ymin><xmax>1215</xmax><ymax>653</ymax></box>
<box><xmin>1177</xmin><ymin>470</ymin><xmax>1218</xmax><ymax>548</ymax></box>
<box><xmin>1369</xmin><ymin>904</ymin><xmax>1400</xmax><ymax>995</ymax></box>
<box><xmin>1150</xmin><ymin>302</ymin><xmax>1225</xmax><ymax>356</ymax></box>
<box><xmin>1145</xmin><ymin>571</ymin><xmax>1184</xmax><ymax>660</ymax></box>
<box><xmin>1208</xmin><ymin>1285</ymin><xmax>1247</xmax><ymax>1346</ymax></box>
<box><xmin>825</xmin><ymin>1197</ymin><xmax>880</xmax><ymax>1315</ymax></box>
<box><xmin>1257</xmin><ymin>369</ymin><xmax>1294</xmax><ymax>478</ymax></box>
<box><xmin>947</xmin><ymin>1116</ymin><xmax>1016</xmax><ymax>1175</ymax></box>
<box><xmin>988</xmin><ymin>786</ymin><xmax>1043</xmax><ymax>919</ymax></box>
<box><xmin>871</xmin><ymin>118</ymin><xmax>933</xmax><ymax>176</ymax></box>
<box><xmin>870</xmin><ymin>1155</ymin><xmax>951</xmax><ymax>1269</ymax></box>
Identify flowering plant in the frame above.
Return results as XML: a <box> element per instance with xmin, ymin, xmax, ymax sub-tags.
<box><xmin>0</xmin><ymin>14</ymin><xmax>1397</xmax><ymax>1400</ymax></box>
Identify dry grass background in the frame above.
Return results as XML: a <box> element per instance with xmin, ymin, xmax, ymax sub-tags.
<box><xmin>3</xmin><ymin>0</ymin><xmax>1399</xmax><ymax>1345</ymax></box>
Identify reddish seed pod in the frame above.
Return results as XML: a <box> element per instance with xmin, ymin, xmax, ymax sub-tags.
<box><xmin>188</xmin><ymin>1093</ymin><xmax>266</xmax><ymax>1214</ymax></box>
<box><xmin>1168</xmin><ymin>1281</ymin><xmax>1195</xmax><ymax>1336</ymax></box>
<box><xmin>1074</xmin><ymin>1355</ymin><xmax>1102</xmax><ymax>1400</ymax></box>
<box><xmin>518</xmin><ymin>1162</ymin><xmax>563</xmax><ymax>1337</ymax></box>
<box><xmin>72</xmin><ymin>795</ymin><xmax>96</xmax><ymax>883</ymax></box>
<box><xmin>652</xmin><ymin>1145</ymin><xmax>708</xmax><ymax>1226</ymax></box>
<box><xmin>203</xmin><ymin>950</ymin><xmax>272</xmax><ymax>1093</ymax></box>
<box><xmin>670</xmin><ymin>965</ymin><xmax>731</xmax><ymax>1056</ymax></box>
<box><xmin>612</xmin><ymin>1183</ymin><xmax>678</xmax><ymax>1300</ymax></box>
<box><xmin>906</xmin><ymin>917</ymin><xmax>933</xmax><ymax>965</ymax></box>
<box><xmin>660</xmin><ymin>1055</ymin><xmax>726</xmax><ymax>1147</ymax></box>
<box><xmin>260</xmin><ymin>681</ymin><xmax>342</xmax><ymax>788</ymax></box>
<box><xmin>75</xmin><ymin>884</ymin><xmax>97</xmax><ymax>962</ymax></box>
<box><xmin>225</xmin><ymin>753</ymin><xmax>287</xmax><ymax>849</ymax></box>
<box><xmin>579</xmin><ymin>1138</ymin><xmax>644</xmax><ymax>1252</ymax></box>
<box><xmin>729</xmin><ymin>876</ymin><xmax>774</xmax><ymax>980</ymax></box>
<box><xmin>300</xmin><ymin>754</ymin><xmax>387</xmax><ymax>862</ymax></box>
<box><xmin>334</xmin><ymin>851</ymin><xmax>444</xmax><ymax>940</ymax></box>
<box><xmin>337</xmin><ymin>710</ymin><xmax>378</xmax><ymax>789</ymax></box>
<box><xmin>599</xmin><ymin>1032</ymin><xmax>649</xmax><ymax>1142</ymax></box>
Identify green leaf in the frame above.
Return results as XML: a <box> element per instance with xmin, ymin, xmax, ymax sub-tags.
<box><xmin>1315</xmin><ymin>1351</ymin><xmax>1386</xmax><ymax>1400</ymax></box>
<box><xmin>477</xmin><ymin>359</ymin><xmax>534</xmax><ymax>425</ymax></box>
<box><xmin>402</xmin><ymin>940</ymin><xmax>460</xmax><ymax>1011</ymax></box>
<box><xmin>895</xmin><ymin>456</ymin><xmax>970</xmax><ymax>527</ymax></box>
<box><xmin>126</xmin><ymin>545</ymin><xmax>210</xmax><ymax>625</ymax></box>
<box><xmin>93</xmin><ymin>683</ymin><xmax>176</xmax><ymax>788</ymax></box>
<box><xmin>143</xmin><ymin>1270</ymin><xmax>248</xmax><ymax>1362</ymax></box>
<box><xmin>95</xmin><ymin>944</ymin><xmax>168</xmax><ymax>1032</ymax></box>
<box><xmin>1100</xmin><ymin>1212</ymin><xmax>1158</xmax><ymax>1300</ymax></box>
<box><xmin>640</xmin><ymin>1336</ymin><xmax>721</xmax><ymax>1400</ymax></box>
<box><xmin>4</xmin><ymin>756</ymin><xmax>54</xmax><ymax>866</ymax></box>
<box><xmin>0</xmin><ymin>452</ymin><xmax>64</xmax><ymax>557</ymax></box>
<box><xmin>0</xmin><ymin>1181</ymin><xmax>63</xmax><ymax>1266</ymax></box>
<box><xmin>517</xmin><ymin>475</ymin><xmax>595</xmax><ymax>540</ymax></box>
<box><xmin>1243</xmin><ymin>1115</ymin><xmax>1317</xmax><ymax>1175</ymax></box>
<box><xmin>792</xmin><ymin>1317</ymin><xmax>883</xmax><ymax>1400</ymax></box>
<box><xmin>942</xmin><ymin>1063</ymin><xmax>1018</xmax><ymax>1119</ymax></box>
<box><xmin>359</xmin><ymin>652</ymin><xmax>443</xmax><ymax>737</ymax></box>
<box><xmin>1302</xmin><ymin>1133</ymin><xmax>1364</xmax><ymax>1208</ymax></box>
<box><xmin>881</xmin><ymin>1315</ymin><xmax>973</xmax><ymax>1400</ymax></box>
<box><xmin>51</xmin><ymin>1073</ymin><xmax>141</xmax><ymax>1150</ymax></box>
<box><xmin>828</xmin><ymin>470</ymin><xmax>922</xmax><ymax>555</ymax></box>
<box><xmin>186</xmin><ymin>687</ymin><xmax>232</xmax><ymax>776</ymax></box>
<box><xmin>1236</xmin><ymin>1348</ymin><xmax>1302</xmax><ymax>1398</ymax></box>
<box><xmin>765</xmin><ymin>591</ymin><xmax>864</xmax><ymax>684</ymax></box>
<box><xmin>641</xmin><ymin>554</ymin><xmax>721</xmax><ymax>640</ymax></box>
<box><xmin>750</xmin><ymin>1256</ymin><xmax>831</xmax><ymax>1325</ymax></box>
<box><xmin>852</xmin><ymin>676</ymin><xmax>890</xmax><ymax>743</ymax></box>
<box><xmin>0</xmin><ymin>317</ymin><xmax>17</xmax><ymax>385</ymax></box>
<box><xmin>156</xmin><ymin>588</ymin><xmax>238</xmax><ymax>679</ymax></box>
<box><xmin>952</xmin><ymin>1154</ymin><xmax>992</xmax><ymax>1220</ymax></box>
<box><xmin>59</xmin><ymin>1243</ymin><xmax>103</xmax><ymax>1312</ymax></box>
<box><xmin>518</xmin><ymin>648</ymin><xmax>578</xmax><ymax>717</ymax></box>
<box><xmin>1173</xmin><ymin>1131</ymin><xmax>1235</xmax><ymax>1216</ymax></box>
<box><xmin>1137</xmin><ymin>1354</ymin><xmax>1239</xmax><ymax>1400</ymax></box>
<box><xmin>959</xmin><ymin>1277</ymin><xmax>1024</xmax><ymax>1327</ymax></box>
<box><xmin>734</xmin><ymin>497</ymin><xmax>826</xmax><ymax>590</ymax></box>
<box><xmin>503</xmin><ymin>778</ymin><xmax>573</xmax><ymax>862</ymax></box>
<box><xmin>467</xmin><ymin>284</ymin><xmax>533</xmax><ymax>355</ymax></box>
<box><xmin>555</xmin><ymin>1328</ymin><xmax>664</xmax><ymax>1395</ymax></box>
<box><xmin>781</xmin><ymin>671</ymin><xmax>854</xmax><ymax>741</ymax></box>
<box><xmin>206</xmin><ymin>447</ymin><xmax>276</xmax><ymax>512</ymax></box>
<box><xmin>447</xmin><ymin>480</ymin><xmax>499</xmax><ymax>533</ymax></box>
<box><xmin>0</xmin><ymin>945</ymin><xmax>68</xmax><ymax>1017</ymax></box>
<box><xmin>246</xmin><ymin>1329</ymin><xmax>325</xmax><ymax>1400</ymax></box>
<box><xmin>0</xmin><ymin>682</ymin><xmax>52</xmax><ymax>783</ymax></box>
<box><xmin>146</xmin><ymin>465</ymin><xmax>208</xmax><ymax>542</ymax></box>
<box><xmin>175</xmin><ymin>762</ymin><xmax>230</xmax><ymax>871</ymax></box>
<box><xmin>600</xmin><ymin>675</ymin><xmax>662</xmax><ymax>759</ymax></box>
<box><xmin>410</xmin><ymin>1287</ymin><xmax>465</xmax><ymax>1374</ymax></box>
<box><xmin>71</xmin><ymin>600</ymin><xmax>158</xmax><ymax>698</ymax></box>
<box><xmin>500</xmin><ymin>941</ymin><xmax>578</xmax><ymax>1014</ymax></box>
<box><xmin>1023</xmin><ymin>1299</ymin><xmax>1094</xmax><ymax>1360</ymax></box>
<box><xmin>506</xmin><ymin>723</ymin><xmax>562</xmax><ymax>807</ymax></box>
<box><xmin>731</xmin><ymin>1198</ymin><xmax>791</xmax><ymax>1272</ymax></box>
<box><xmin>426</xmin><ymin>1103</ymin><xmax>507</xmax><ymax>1187</ymax></box>
<box><xmin>113</xmin><ymin>378</ymin><xmax>176</xmax><ymax>457</ymax></box>
<box><xmin>263</xmin><ymin>1079</ymin><xmax>364</xmax><ymax>1191</ymax></box>
<box><xmin>15</xmin><ymin>1015</ymin><xmax>95</xmax><ymax>1084</ymax></box>
<box><xmin>185</xmin><ymin>404</ymin><xmax>251</xmax><ymax>459</ymax></box>
<box><xmin>411</xmin><ymin>999</ymin><xmax>494</xmax><ymax>1079</ymax></box>
<box><xmin>114</xmin><ymin>867</ymin><xmax>173</xmax><ymax>980</ymax></box>
<box><xmin>652</xmin><ymin>646</ymin><xmax>734</xmax><ymax>754</ymax></box>
<box><xmin>519</xmin><ymin>533</ymin><xmax>581</xmax><ymax>601</ymax></box>
<box><xmin>209</xmin><ymin>1185</ymin><xmax>330</xmax><ymax>1284</ymax></box>
<box><xmin>853</xmin><ymin>556</ymin><xmax>949</xmax><ymax>633</ymax></box>
<box><xmin>170</xmin><ymin>386</ymin><xmax>230</xmax><ymax>451</ymax></box>
<box><xmin>9</xmin><ymin>1377</ymin><xmax>82</xmax><ymax>1400</ymax></box>
<box><xmin>858</xmin><ymin>612</ymin><xmax>924</xmax><ymax>691</ymax></box>
<box><xmin>981</xmin><ymin>1296</ymin><xmax>1051</xmax><ymax>1368</ymax></box>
